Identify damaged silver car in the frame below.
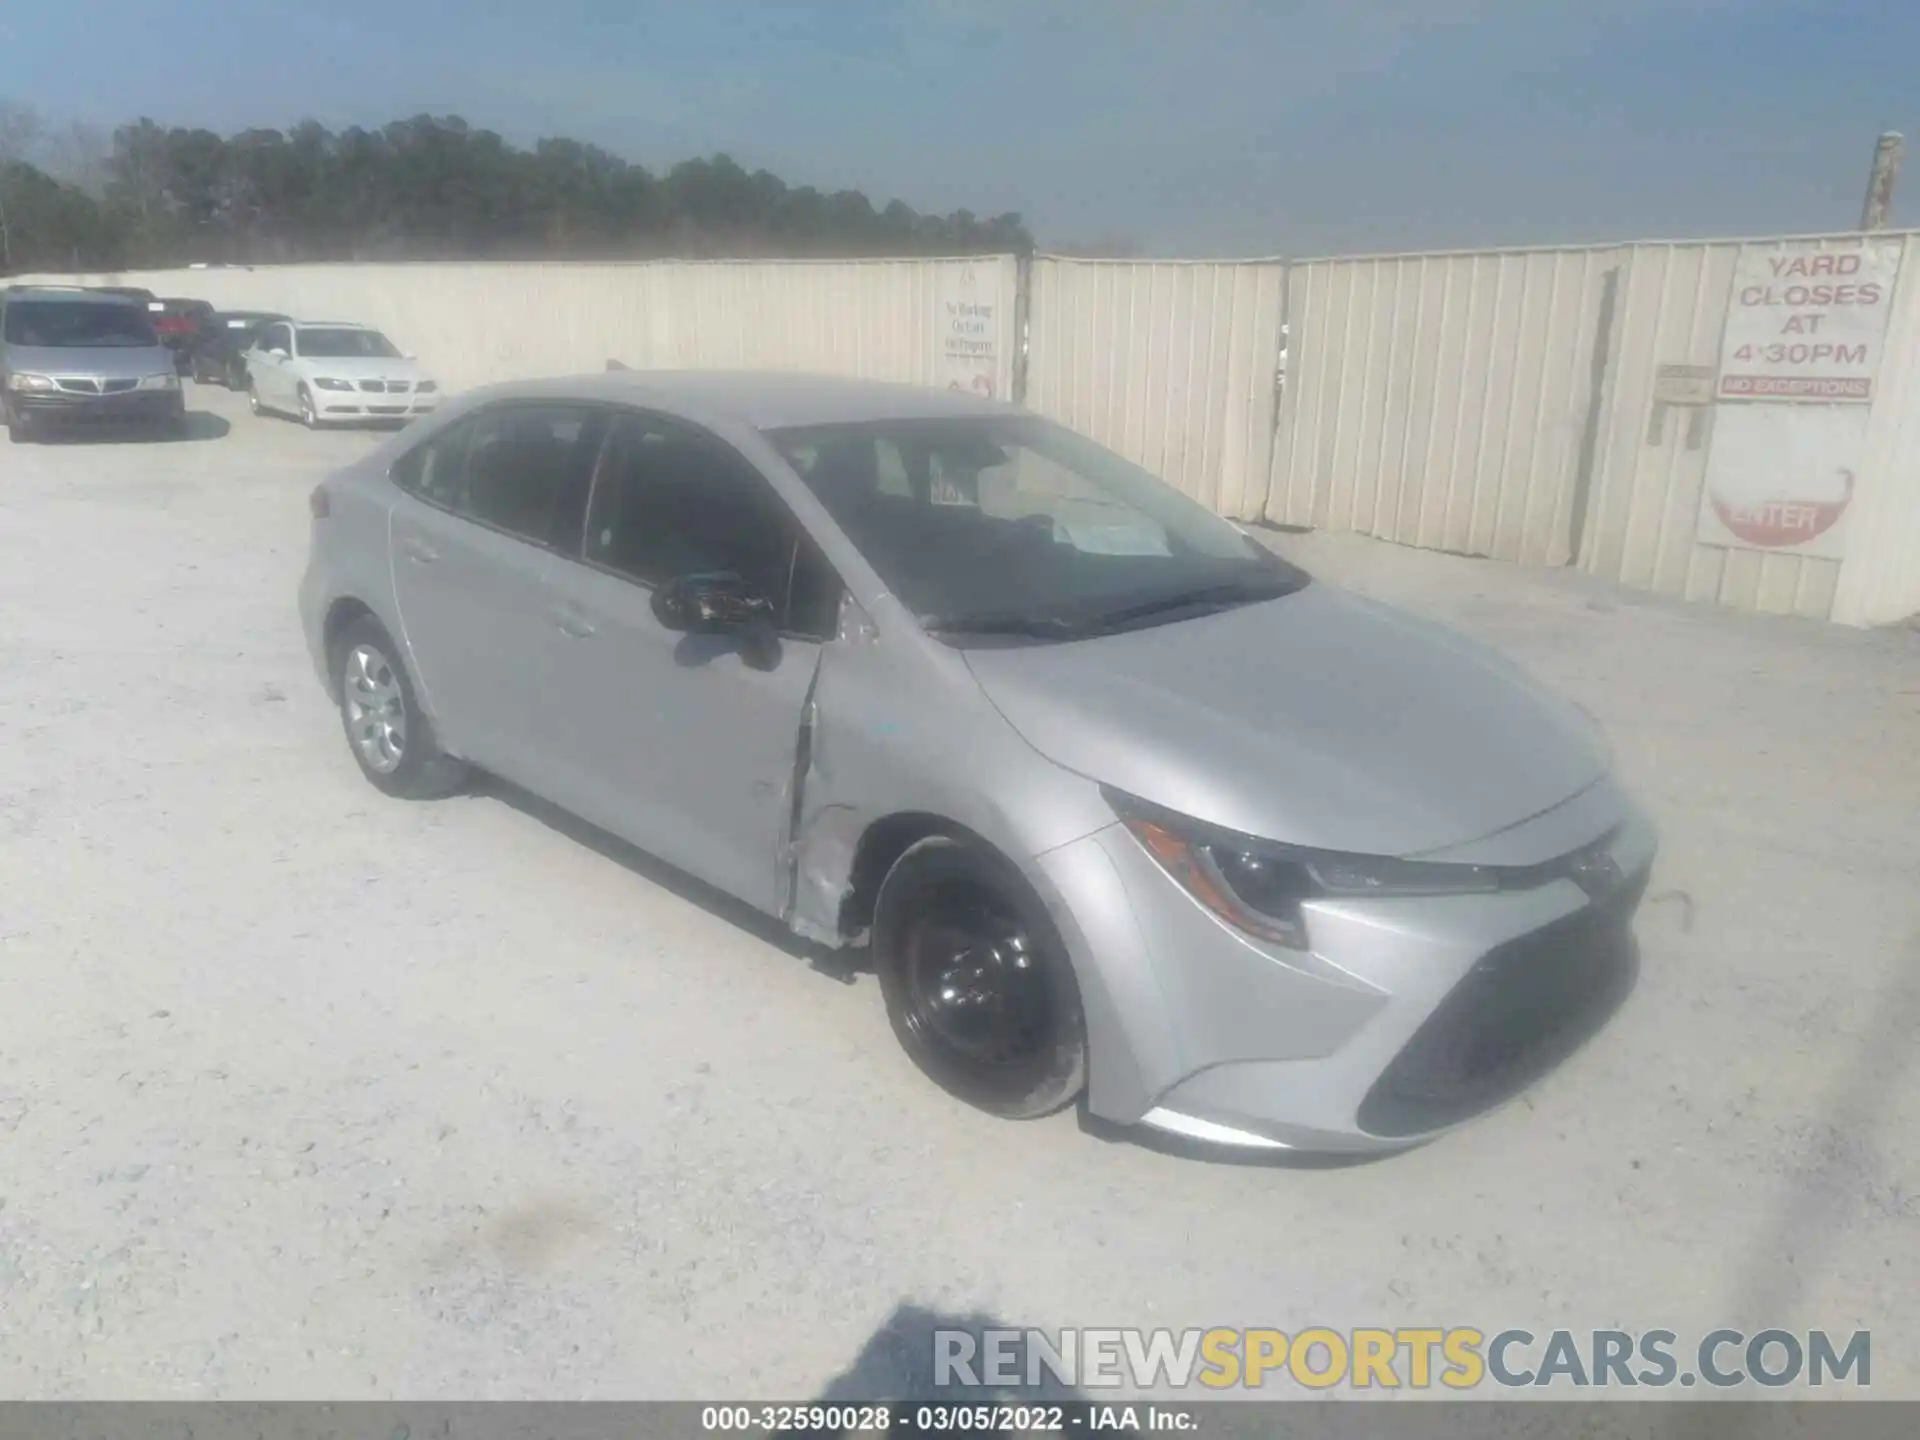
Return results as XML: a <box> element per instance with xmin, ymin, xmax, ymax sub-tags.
<box><xmin>299</xmin><ymin>372</ymin><xmax>1655</xmax><ymax>1154</ymax></box>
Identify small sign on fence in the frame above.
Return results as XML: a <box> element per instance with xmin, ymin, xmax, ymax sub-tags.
<box><xmin>935</xmin><ymin>263</ymin><xmax>1001</xmax><ymax>400</ymax></box>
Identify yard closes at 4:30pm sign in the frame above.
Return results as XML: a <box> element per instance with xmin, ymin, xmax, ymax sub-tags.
<box><xmin>1696</xmin><ymin>238</ymin><xmax>1905</xmax><ymax>561</ymax></box>
<box><xmin>1716</xmin><ymin>240</ymin><xmax>1901</xmax><ymax>401</ymax></box>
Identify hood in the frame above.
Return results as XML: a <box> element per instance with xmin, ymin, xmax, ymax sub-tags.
<box><xmin>294</xmin><ymin>354</ymin><xmax>425</xmax><ymax>381</ymax></box>
<box><xmin>4</xmin><ymin>342</ymin><xmax>175</xmax><ymax>381</ymax></box>
<box><xmin>962</xmin><ymin>583</ymin><xmax>1608</xmax><ymax>858</ymax></box>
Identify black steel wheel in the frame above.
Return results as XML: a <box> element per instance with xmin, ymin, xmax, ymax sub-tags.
<box><xmin>873</xmin><ymin>835</ymin><xmax>1087</xmax><ymax>1119</ymax></box>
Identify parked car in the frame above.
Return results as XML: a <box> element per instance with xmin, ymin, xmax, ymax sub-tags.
<box><xmin>2</xmin><ymin>287</ymin><xmax>186</xmax><ymax>443</ymax></box>
<box><xmin>154</xmin><ymin>297</ymin><xmax>216</xmax><ymax>373</ymax></box>
<box><xmin>299</xmin><ymin>372</ymin><xmax>1655</xmax><ymax>1154</ymax></box>
<box><xmin>245</xmin><ymin>319</ymin><xmax>439</xmax><ymax>427</ymax></box>
<box><xmin>187</xmin><ymin>310</ymin><xmax>289</xmax><ymax>388</ymax></box>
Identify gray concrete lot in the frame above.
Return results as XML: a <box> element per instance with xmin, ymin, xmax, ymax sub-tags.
<box><xmin>2</xmin><ymin>381</ymin><xmax>1917</xmax><ymax>1400</ymax></box>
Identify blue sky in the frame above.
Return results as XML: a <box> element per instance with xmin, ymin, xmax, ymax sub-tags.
<box><xmin>1</xmin><ymin>0</ymin><xmax>1915</xmax><ymax>255</ymax></box>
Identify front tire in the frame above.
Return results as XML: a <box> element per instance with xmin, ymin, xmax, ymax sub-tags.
<box><xmin>248</xmin><ymin>381</ymin><xmax>265</xmax><ymax>417</ymax></box>
<box><xmin>297</xmin><ymin>385</ymin><xmax>319</xmax><ymax>429</ymax></box>
<box><xmin>5</xmin><ymin>407</ymin><xmax>31</xmax><ymax>444</ymax></box>
<box><xmin>872</xmin><ymin>835</ymin><xmax>1088</xmax><ymax>1120</ymax></box>
<box><xmin>333</xmin><ymin>615</ymin><xmax>468</xmax><ymax>800</ymax></box>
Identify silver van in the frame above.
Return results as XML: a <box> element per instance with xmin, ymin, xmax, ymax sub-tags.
<box><xmin>1</xmin><ymin>287</ymin><xmax>186</xmax><ymax>443</ymax></box>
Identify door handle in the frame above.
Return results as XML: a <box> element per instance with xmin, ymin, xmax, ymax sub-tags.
<box><xmin>401</xmin><ymin>538</ymin><xmax>439</xmax><ymax>564</ymax></box>
<box><xmin>554</xmin><ymin>608</ymin><xmax>596</xmax><ymax>639</ymax></box>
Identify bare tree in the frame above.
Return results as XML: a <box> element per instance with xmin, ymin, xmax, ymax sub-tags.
<box><xmin>0</xmin><ymin>100</ymin><xmax>41</xmax><ymax>163</ymax></box>
<box><xmin>40</xmin><ymin>121</ymin><xmax>112</xmax><ymax>198</ymax></box>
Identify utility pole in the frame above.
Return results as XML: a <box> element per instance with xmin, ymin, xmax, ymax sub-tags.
<box><xmin>1860</xmin><ymin>131</ymin><xmax>1904</xmax><ymax>231</ymax></box>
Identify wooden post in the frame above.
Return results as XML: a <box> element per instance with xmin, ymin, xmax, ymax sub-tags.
<box><xmin>1861</xmin><ymin>131</ymin><xmax>1904</xmax><ymax>231</ymax></box>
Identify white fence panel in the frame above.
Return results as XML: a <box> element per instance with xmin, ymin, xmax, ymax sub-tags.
<box><xmin>10</xmin><ymin>258</ymin><xmax>1019</xmax><ymax>400</ymax></box>
<box><xmin>1269</xmin><ymin>246</ymin><xmax>1623</xmax><ymax>567</ymax></box>
<box><xmin>1834</xmin><ymin>242</ymin><xmax>1920</xmax><ymax>626</ymax></box>
<box><xmin>1025</xmin><ymin>257</ymin><xmax>1285</xmax><ymax>518</ymax></box>
<box><xmin>1577</xmin><ymin>235</ymin><xmax>1908</xmax><ymax>619</ymax></box>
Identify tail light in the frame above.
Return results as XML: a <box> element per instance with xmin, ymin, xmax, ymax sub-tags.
<box><xmin>309</xmin><ymin>485</ymin><xmax>330</xmax><ymax>519</ymax></box>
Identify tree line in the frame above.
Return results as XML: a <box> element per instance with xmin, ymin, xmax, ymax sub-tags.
<box><xmin>0</xmin><ymin>104</ymin><xmax>1033</xmax><ymax>273</ymax></box>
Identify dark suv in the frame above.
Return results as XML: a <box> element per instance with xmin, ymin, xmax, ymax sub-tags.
<box><xmin>187</xmin><ymin>310</ymin><xmax>289</xmax><ymax>388</ymax></box>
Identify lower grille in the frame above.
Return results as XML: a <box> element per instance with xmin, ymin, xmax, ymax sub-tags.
<box><xmin>367</xmin><ymin>405</ymin><xmax>406</xmax><ymax>415</ymax></box>
<box><xmin>1357</xmin><ymin>865</ymin><xmax>1650</xmax><ymax>1138</ymax></box>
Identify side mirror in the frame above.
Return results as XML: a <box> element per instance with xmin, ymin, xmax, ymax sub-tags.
<box><xmin>652</xmin><ymin>572</ymin><xmax>775</xmax><ymax>635</ymax></box>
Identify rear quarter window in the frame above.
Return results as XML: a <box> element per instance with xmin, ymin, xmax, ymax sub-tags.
<box><xmin>390</xmin><ymin>424</ymin><xmax>470</xmax><ymax>510</ymax></box>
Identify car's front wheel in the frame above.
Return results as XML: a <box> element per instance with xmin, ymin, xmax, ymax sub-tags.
<box><xmin>297</xmin><ymin>385</ymin><xmax>319</xmax><ymax>429</ymax></box>
<box><xmin>333</xmin><ymin>614</ymin><xmax>468</xmax><ymax>800</ymax></box>
<box><xmin>872</xmin><ymin>834</ymin><xmax>1088</xmax><ymax>1120</ymax></box>
<box><xmin>247</xmin><ymin>381</ymin><xmax>265</xmax><ymax>417</ymax></box>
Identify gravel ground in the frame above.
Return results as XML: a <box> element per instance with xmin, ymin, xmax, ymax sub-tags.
<box><xmin>2</xmin><ymin>381</ymin><xmax>1917</xmax><ymax>1401</ymax></box>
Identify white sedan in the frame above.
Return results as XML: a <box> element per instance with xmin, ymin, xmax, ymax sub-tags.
<box><xmin>244</xmin><ymin>320</ymin><xmax>440</xmax><ymax>428</ymax></box>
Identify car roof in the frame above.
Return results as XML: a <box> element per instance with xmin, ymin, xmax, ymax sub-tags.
<box><xmin>6</xmin><ymin>286</ymin><xmax>143</xmax><ymax>307</ymax></box>
<box><xmin>462</xmin><ymin>370</ymin><xmax>1018</xmax><ymax>430</ymax></box>
<box><xmin>293</xmin><ymin>320</ymin><xmax>374</xmax><ymax>330</ymax></box>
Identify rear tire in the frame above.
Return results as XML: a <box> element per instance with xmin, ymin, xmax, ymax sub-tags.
<box><xmin>872</xmin><ymin>834</ymin><xmax>1088</xmax><ymax>1120</ymax></box>
<box><xmin>332</xmin><ymin>614</ymin><xmax>469</xmax><ymax>800</ymax></box>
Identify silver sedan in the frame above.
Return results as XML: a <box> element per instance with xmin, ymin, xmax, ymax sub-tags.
<box><xmin>298</xmin><ymin>371</ymin><xmax>1655</xmax><ymax>1154</ymax></box>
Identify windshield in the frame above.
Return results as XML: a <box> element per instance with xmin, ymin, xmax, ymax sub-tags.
<box><xmin>768</xmin><ymin>415</ymin><xmax>1308</xmax><ymax>641</ymax></box>
<box><xmin>297</xmin><ymin>327</ymin><xmax>401</xmax><ymax>358</ymax></box>
<box><xmin>3</xmin><ymin>300</ymin><xmax>160</xmax><ymax>349</ymax></box>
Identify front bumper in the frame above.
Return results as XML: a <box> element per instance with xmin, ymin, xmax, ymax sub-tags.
<box><xmin>9</xmin><ymin>388</ymin><xmax>184</xmax><ymax>429</ymax></box>
<box><xmin>310</xmin><ymin>388</ymin><xmax>437</xmax><ymax>423</ymax></box>
<box><xmin>1036</xmin><ymin>779</ymin><xmax>1656</xmax><ymax>1153</ymax></box>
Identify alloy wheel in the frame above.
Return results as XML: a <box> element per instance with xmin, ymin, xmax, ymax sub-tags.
<box><xmin>342</xmin><ymin>642</ymin><xmax>407</xmax><ymax>774</ymax></box>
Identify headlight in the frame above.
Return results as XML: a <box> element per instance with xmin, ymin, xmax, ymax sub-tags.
<box><xmin>137</xmin><ymin>373</ymin><xmax>179</xmax><ymax>390</ymax></box>
<box><xmin>415</xmin><ymin>380</ymin><xmax>438</xmax><ymax>394</ymax></box>
<box><xmin>313</xmin><ymin>377</ymin><xmax>353</xmax><ymax>392</ymax></box>
<box><xmin>7</xmin><ymin>373</ymin><xmax>55</xmax><ymax>392</ymax></box>
<box><xmin>1105</xmin><ymin>788</ymin><xmax>1498</xmax><ymax>950</ymax></box>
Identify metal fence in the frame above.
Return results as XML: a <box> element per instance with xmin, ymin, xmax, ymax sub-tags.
<box><xmin>1264</xmin><ymin>232</ymin><xmax>1920</xmax><ymax>625</ymax></box>
<box><xmin>1024</xmin><ymin>257</ymin><xmax>1285</xmax><ymax>518</ymax></box>
<box><xmin>1269</xmin><ymin>245</ymin><xmax>1624</xmax><ymax>567</ymax></box>
<box><xmin>18</xmin><ymin>236</ymin><xmax>1920</xmax><ymax>626</ymax></box>
<box><xmin>9</xmin><ymin>258</ymin><xmax>1021</xmax><ymax>400</ymax></box>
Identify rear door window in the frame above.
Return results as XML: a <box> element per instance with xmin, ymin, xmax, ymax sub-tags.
<box><xmin>395</xmin><ymin>405</ymin><xmax>604</xmax><ymax>550</ymax></box>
